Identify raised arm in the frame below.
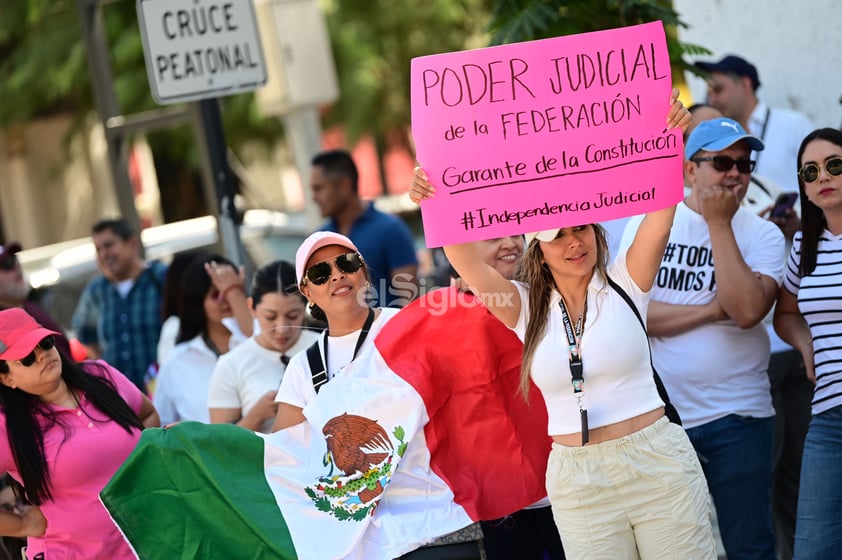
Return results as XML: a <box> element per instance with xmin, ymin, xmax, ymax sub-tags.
<box><xmin>206</xmin><ymin>262</ymin><xmax>253</xmax><ymax>337</ymax></box>
<box><xmin>624</xmin><ymin>88</ymin><xmax>690</xmax><ymax>290</ymax></box>
<box><xmin>704</xmin><ymin>192</ymin><xmax>780</xmax><ymax>327</ymax></box>
<box><xmin>410</xmin><ymin>169</ymin><xmax>521</xmax><ymax>327</ymax></box>
<box><xmin>625</xmin><ymin>206</ymin><xmax>676</xmax><ymax>291</ymax></box>
<box><xmin>442</xmin><ymin>242</ymin><xmax>521</xmax><ymax>327</ymax></box>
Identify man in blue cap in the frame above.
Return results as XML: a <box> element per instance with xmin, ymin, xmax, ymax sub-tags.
<box><xmin>696</xmin><ymin>56</ymin><xmax>816</xmax><ymax>560</ymax></box>
<box><xmin>620</xmin><ymin>117</ymin><xmax>784</xmax><ymax>560</ymax></box>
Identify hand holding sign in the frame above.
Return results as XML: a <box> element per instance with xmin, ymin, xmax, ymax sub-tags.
<box><xmin>410</xmin><ymin>22</ymin><xmax>686</xmax><ymax>247</ymax></box>
<box><xmin>411</xmin><ymin>87</ymin><xmax>690</xmax><ymax>206</ymax></box>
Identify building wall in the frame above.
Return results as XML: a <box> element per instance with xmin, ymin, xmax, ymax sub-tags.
<box><xmin>0</xmin><ymin>116</ymin><xmax>120</xmax><ymax>248</ymax></box>
<box><xmin>675</xmin><ymin>0</ymin><xmax>842</xmax><ymax>129</ymax></box>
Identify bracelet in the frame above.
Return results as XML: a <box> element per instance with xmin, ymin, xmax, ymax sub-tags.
<box><xmin>217</xmin><ymin>284</ymin><xmax>246</xmax><ymax>302</ymax></box>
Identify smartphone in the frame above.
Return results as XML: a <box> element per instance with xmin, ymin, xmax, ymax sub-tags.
<box><xmin>770</xmin><ymin>192</ymin><xmax>798</xmax><ymax>218</ymax></box>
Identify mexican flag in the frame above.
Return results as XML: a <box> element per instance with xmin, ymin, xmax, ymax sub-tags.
<box><xmin>101</xmin><ymin>288</ymin><xmax>551</xmax><ymax>559</ymax></box>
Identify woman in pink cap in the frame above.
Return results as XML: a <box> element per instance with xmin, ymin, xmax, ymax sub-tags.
<box><xmin>0</xmin><ymin>307</ymin><xmax>158</xmax><ymax>559</ymax></box>
<box><xmin>272</xmin><ymin>231</ymin><xmax>400</xmax><ymax>430</ymax></box>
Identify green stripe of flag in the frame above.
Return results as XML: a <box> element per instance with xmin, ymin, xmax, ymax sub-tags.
<box><xmin>102</xmin><ymin>422</ymin><xmax>297</xmax><ymax>560</ymax></box>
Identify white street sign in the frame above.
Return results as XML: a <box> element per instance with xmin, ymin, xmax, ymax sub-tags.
<box><xmin>137</xmin><ymin>0</ymin><xmax>268</xmax><ymax>104</ymax></box>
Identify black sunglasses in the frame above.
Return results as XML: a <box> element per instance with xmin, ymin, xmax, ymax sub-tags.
<box><xmin>798</xmin><ymin>157</ymin><xmax>842</xmax><ymax>183</ymax></box>
<box><xmin>692</xmin><ymin>156</ymin><xmax>756</xmax><ymax>174</ymax></box>
<box><xmin>17</xmin><ymin>336</ymin><xmax>56</xmax><ymax>367</ymax></box>
<box><xmin>304</xmin><ymin>252</ymin><xmax>363</xmax><ymax>286</ymax></box>
<box><xmin>0</xmin><ymin>256</ymin><xmax>18</xmax><ymax>271</ymax></box>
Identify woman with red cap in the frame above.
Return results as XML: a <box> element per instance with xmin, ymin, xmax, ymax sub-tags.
<box><xmin>0</xmin><ymin>307</ymin><xmax>158</xmax><ymax>559</ymax></box>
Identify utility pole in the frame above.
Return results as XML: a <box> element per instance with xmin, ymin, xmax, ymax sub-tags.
<box><xmin>75</xmin><ymin>0</ymin><xmax>143</xmax><ymax>234</ymax></box>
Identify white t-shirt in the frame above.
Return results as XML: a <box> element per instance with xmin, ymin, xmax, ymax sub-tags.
<box><xmin>621</xmin><ymin>202</ymin><xmax>784</xmax><ymax>428</ymax></box>
<box><xmin>599</xmin><ymin>216</ymin><xmax>635</xmax><ymax>263</ymax></box>
<box><xmin>156</xmin><ymin>315</ymin><xmax>181</xmax><ymax>366</ymax></box>
<box><xmin>276</xmin><ymin>308</ymin><xmax>401</xmax><ymax>409</ymax></box>
<box><xmin>512</xmin><ymin>254</ymin><xmax>664</xmax><ymax>436</ymax></box>
<box><xmin>154</xmin><ymin>336</ymin><xmax>219</xmax><ymax>425</ymax></box>
<box><xmin>157</xmin><ymin>316</ymin><xmax>250</xmax><ymax>367</ymax></box>
<box><xmin>208</xmin><ymin>330</ymin><xmax>320</xmax><ymax>433</ymax></box>
<box><xmin>782</xmin><ymin>231</ymin><xmax>842</xmax><ymax>415</ymax></box>
<box><xmin>748</xmin><ymin>100</ymin><xmax>814</xmax><ymax>193</ymax></box>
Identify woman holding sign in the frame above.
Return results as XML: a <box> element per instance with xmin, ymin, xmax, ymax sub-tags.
<box><xmin>410</xmin><ymin>90</ymin><xmax>717</xmax><ymax>559</ymax></box>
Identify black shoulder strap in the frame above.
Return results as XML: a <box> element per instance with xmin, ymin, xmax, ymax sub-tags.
<box><xmin>606</xmin><ymin>276</ymin><xmax>682</xmax><ymax>425</ymax></box>
<box><xmin>307</xmin><ymin>340</ymin><xmax>328</xmax><ymax>394</ymax></box>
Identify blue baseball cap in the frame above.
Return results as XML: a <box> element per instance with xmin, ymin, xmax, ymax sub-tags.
<box><xmin>685</xmin><ymin>117</ymin><xmax>764</xmax><ymax>160</ymax></box>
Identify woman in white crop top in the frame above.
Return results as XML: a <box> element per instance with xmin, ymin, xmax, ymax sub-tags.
<box><xmin>410</xmin><ymin>90</ymin><xmax>717</xmax><ymax>559</ymax></box>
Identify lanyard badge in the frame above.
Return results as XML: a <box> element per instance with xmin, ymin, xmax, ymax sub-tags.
<box><xmin>560</xmin><ymin>298</ymin><xmax>588</xmax><ymax>446</ymax></box>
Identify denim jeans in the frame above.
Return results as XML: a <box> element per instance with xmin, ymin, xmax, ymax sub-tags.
<box><xmin>686</xmin><ymin>414</ymin><xmax>775</xmax><ymax>560</ymax></box>
<box><xmin>793</xmin><ymin>404</ymin><xmax>842</xmax><ymax>560</ymax></box>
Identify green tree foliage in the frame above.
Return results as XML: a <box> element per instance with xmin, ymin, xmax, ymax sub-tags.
<box><xmin>0</xmin><ymin>1</ymin><xmax>91</xmax><ymax>125</ymax></box>
<box><xmin>320</xmin><ymin>0</ymin><xmax>490</xmax><ymax>148</ymax></box>
<box><xmin>486</xmin><ymin>0</ymin><xmax>709</xmax><ymax>75</ymax></box>
<box><xmin>0</xmin><ymin>0</ymin><xmax>706</xmax><ymax>214</ymax></box>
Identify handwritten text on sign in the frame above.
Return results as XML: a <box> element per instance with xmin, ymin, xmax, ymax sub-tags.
<box><xmin>411</xmin><ymin>22</ymin><xmax>683</xmax><ymax>247</ymax></box>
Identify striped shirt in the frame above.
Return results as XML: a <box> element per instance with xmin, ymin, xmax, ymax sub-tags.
<box><xmin>783</xmin><ymin>231</ymin><xmax>842</xmax><ymax>414</ymax></box>
<box><xmin>72</xmin><ymin>262</ymin><xmax>167</xmax><ymax>390</ymax></box>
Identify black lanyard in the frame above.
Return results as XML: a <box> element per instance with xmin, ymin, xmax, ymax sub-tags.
<box><xmin>314</xmin><ymin>307</ymin><xmax>375</xmax><ymax>391</ymax></box>
<box><xmin>559</xmin><ymin>297</ymin><xmax>588</xmax><ymax>445</ymax></box>
<box><xmin>753</xmin><ymin>106</ymin><xmax>772</xmax><ymax>166</ymax></box>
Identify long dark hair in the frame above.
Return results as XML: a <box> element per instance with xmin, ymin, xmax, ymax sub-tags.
<box><xmin>514</xmin><ymin>224</ymin><xmax>609</xmax><ymax>401</ymax></box>
<box><xmin>161</xmin><ymin>251</ymin><xmax>210</xmax><ymax>320</ymax></box>
<box><xmin>176</xmin><ymin>254</ymin><xmax>234</xmax><ymax>343</ymax></box>
<box><xmin>796</xmin><ymin>128</ymin><xmax>842</xmax><ymax>276</ymax></box>
<box><xmin>0</xmin><ymin>353</ymin><xmax>143</xmax><ymax>504</ymax></box>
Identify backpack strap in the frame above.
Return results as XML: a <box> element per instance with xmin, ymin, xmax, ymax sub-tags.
<box><xmin>306</xmin><ymin>339</ymin><xmax>328</xmax><ymax>394</ymax></box>
<box><xmin>606</xmin><ymin>276</ymin><xmax>682</xmax><ymax>425</ymax></box>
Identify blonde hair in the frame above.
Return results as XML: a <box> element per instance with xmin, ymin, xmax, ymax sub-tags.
<box><xmin>515</xmin><ymin>224</ymin><xmax>609</xmax><ymax>401</ymax></box>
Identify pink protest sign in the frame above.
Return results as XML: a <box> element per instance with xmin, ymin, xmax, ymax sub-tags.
<box><xmin>411</xmin><ymin>21</ymin><xmax>684</xmax><ymax>247</ymax></box>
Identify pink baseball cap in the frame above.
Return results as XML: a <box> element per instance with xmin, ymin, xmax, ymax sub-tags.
<box><xmin>295</xmin><ymin>231</ymin><xmax>360</xmax><ymax>289</ymax></box>
<box><xmin>0</xmin><ymin>308</ymin><xmax>60</xmax><ymax>361</ymax></box>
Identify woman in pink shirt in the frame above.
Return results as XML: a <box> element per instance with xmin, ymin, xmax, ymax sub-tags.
<box><xmin>0</xmin><ymin>307</ymin><xmax>159</xmax><ymax>559</ymax></box>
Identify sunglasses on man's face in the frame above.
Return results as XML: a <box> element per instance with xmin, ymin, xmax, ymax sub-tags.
<box><xmin>692</xmin><ymin>156</ymin><xmax>756</xmax><ymax>174</ymax></box>
<box><xmin>798</xmin><ymin>157</ymin><xmax>842</xmax><ymax>183</ymax></box>
<box><xmin>0</xmin><ymin>256</ymin><xmax>18</xmax><ymax>271</ymax></box>
<box><xmin>16</xmin><ymin>336</ymin><xmax>57</xmax><ymax>367</ymax></box>
<box><xmin>304</xmin><ymin>252</ymin><xmax>363</xmax><ymax>286</ymax></box>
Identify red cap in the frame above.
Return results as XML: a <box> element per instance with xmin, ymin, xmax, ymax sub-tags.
<box><xmin>0</xmin><ymin>308</ymin><xmax>60</xmax><ymax>361</ymax></box>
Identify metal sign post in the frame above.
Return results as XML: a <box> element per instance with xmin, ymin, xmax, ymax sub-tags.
<box><xmin>136</xmin><ymin>0</ymin><xmax>267</xmax><ymax>266</ymax></box>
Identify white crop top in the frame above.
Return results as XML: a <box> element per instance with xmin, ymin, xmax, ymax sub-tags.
<box><xmin>513</xmin><ymin>254</ymin><xmax>664</xmax><ymax>436</ymax></box>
